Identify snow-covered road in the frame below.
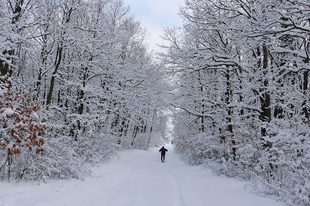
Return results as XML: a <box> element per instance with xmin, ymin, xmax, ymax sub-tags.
<box><xmin>0</xmin><ymin>145</ymin><xmax>285</xmax><ymax>206</ymax></box>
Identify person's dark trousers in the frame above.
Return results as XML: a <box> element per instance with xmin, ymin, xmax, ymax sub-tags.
<box><xmin>161</xmin><ymin>154</ymin><xmax>165</xmax><ymax>162</ymax></box>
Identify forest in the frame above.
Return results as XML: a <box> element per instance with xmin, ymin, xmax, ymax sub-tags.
<box><xmin>161</xmin><ymin>0</ymin><xmax>310</xmax><ymax>205</ymax></box>
<box><xmin>0</xmin><ymin>0</ymin><xmax>168</xmax><ymax>182</ymax></box>
<box><xmin>1</xmin><ymin>0</ymin><xmax>310</xmax><ymax>206</ymax></box>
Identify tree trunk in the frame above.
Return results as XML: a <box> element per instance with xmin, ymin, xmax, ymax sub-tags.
<box><xmin>46</xmin><ymin>6</ymin><xmax>73</xmax><ymax>107</ymax></box>
<box><xmin>225</xmin><ymin>68</ymin><xmax>235</xmax><ymax>160</ymax></box>
<box><xmin>302</xmin><ymin>70</ymin><xmax>309</xmax><ymax>119</ymax></box>
<box><xmin>260</xmin><ymin>44</ymin><xmax>271</xmax><ymax>144</ymax></box>
<box><xmin>46</xmin><ymin>45</ymin><xmax>63</xmax><ymax>107</ymax></box>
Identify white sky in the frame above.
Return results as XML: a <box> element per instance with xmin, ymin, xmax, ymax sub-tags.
<box><xmin>123</xmin><ymin>0</ymin><xmax>185</xmax><ymax>51</ymax></box>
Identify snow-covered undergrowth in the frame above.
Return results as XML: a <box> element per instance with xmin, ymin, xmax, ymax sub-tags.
<box><xmin>0</xmin><ymin>115</ymin><xmax>166</xmax><ymax>183</ymax></box>
<box><xmin>0</xmin><ymin>145</ymin><xmax>285</xmax><ymax>206</ymax></box>
<box><xmin>174</xmin><ymin>129</ymin><xmax>310</xmax><ymax>206</ymax></box>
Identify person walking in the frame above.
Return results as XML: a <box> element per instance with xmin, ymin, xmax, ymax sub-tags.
<box><xmin>159</xmin><ymin>146</ymin><xmax>168</xmax><ymax>163</ymax></box>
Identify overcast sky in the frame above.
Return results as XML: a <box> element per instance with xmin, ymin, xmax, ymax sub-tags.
<box><xmin>123</xmin><ymin>0</ymin><xmax>184</xmax><ymax>51</ymax></box>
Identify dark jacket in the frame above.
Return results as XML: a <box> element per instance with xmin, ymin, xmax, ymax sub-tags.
<box><xmin>159</xmin><ymin>147</ymin><xmax>168</xmax><ymax>155</ymax></box>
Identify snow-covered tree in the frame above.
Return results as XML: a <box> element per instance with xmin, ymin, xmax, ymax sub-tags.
<box><xmin>0</xmin><ymin>0</ymin><xmax>168</xmax><ymax>181</ymax></box>
<box><xmin>161</xmin><ymin>0</ymin><xmax>310</xmax><ymax>205</ymax></box>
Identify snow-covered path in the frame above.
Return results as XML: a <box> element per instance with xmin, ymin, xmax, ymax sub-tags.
<box><xmin>0</xmin><ymin>145</ymin><xmax>285</xmax><ymax>206</ymax></box>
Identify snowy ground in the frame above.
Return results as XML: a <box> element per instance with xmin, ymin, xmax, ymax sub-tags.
<box><xmin>0</xmin><ymin>145</ymin><xmax>285</xmax><ymax>206</ymax></box>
